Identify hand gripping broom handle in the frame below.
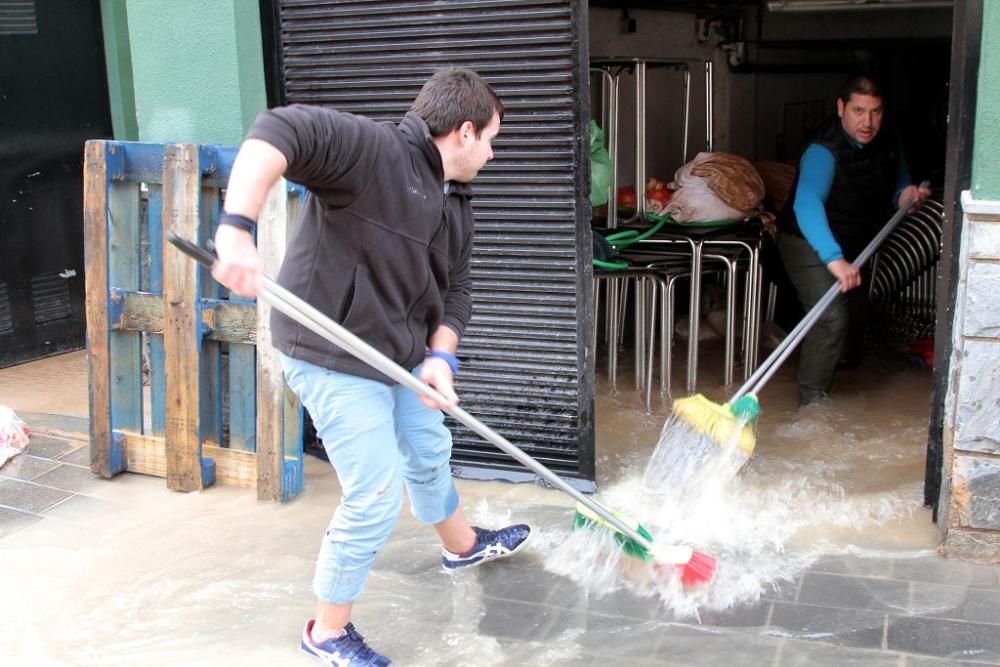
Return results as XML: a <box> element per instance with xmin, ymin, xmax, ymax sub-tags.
<box><xmin>729</xmin><ymin>186</ymin><xmax>926</xmax><ymax>405</ymax></box>
<box><xmin>167</xmin><ymin>234</ymin><xmax>659</xmax><ymax>556</ymax></box>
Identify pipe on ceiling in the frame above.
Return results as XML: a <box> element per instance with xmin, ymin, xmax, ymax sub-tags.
<box><xmin>767</xmin><ymin>0</ymin><xmax>952</xmax><ymax>12</ymax></box>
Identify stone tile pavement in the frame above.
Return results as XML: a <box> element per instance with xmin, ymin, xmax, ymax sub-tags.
<box><xmin>0</xmin><ymin>415</ymin><xmax>94</xmax><ymax>539</ymax></box>
<box><xmin>2</xmin><ymin>412</ymin><xmax>1000</xmax><ymax>666</ymax></box>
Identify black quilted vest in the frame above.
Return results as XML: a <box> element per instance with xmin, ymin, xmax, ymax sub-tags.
<box><xmin>778</xmin><ymin>115</ymin><xmax>901</xmax><ymax>260</ymax></box>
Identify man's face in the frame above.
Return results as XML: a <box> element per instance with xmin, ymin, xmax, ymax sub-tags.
<box><xmin>837</xmin><ymin>93</ymin><xmax>883</xmax><ymax>145</ymax></box>
<box><xmin>454</xmin><ymin>112</ymin><xmax>500</xmax><ymax>182</ymax></box>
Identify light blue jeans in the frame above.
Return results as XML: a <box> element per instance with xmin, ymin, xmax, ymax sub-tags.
<box><xmin>280</xmin><ymin>353</ymin><xmax>459</xmax><ymax>605</ymax></box>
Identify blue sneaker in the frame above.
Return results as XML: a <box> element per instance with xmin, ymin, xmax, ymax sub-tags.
<box><xmin>300</xmin><ymin>620</ymin><xmax>391</xmax><ymax>666</ymax></box>
<box><xmin>442</xmin><ymin>524</ymin><xmax>532</xmax><ymax>570</ymax></box>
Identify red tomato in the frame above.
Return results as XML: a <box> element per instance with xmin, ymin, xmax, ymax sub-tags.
<box><xmin>648</xmin><ymin>188</ymin><xmax>672</xmax><ymax>205</ymax></box>
<box><xmin>617</xmin><ymin>186</ymin><xmax>637</xmax><ymax>210</ymax></box>
<box><xmin>645</xmin><ymin>187</ymin><xmax>673</xmax><ymax>214</ymax></box>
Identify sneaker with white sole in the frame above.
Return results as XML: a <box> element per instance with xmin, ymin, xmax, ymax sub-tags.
<box><xmin>442</xmin><ymin>524</ymin><xmax>532</xmax><ymax>570</ymax></box>
<box><xmin>300</xmin><ymin>619</ymin><xmax>391</xmax><ymax>666</ymax></box>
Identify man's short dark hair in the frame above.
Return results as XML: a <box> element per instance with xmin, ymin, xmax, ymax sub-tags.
<box><xmin>410</xmin><ymin>68</ymin><xmax>504</xmax><ymax>138</ymax></box>
<box><xmin>839</xmin><ymin>72</ymin><xmax>885</xmax><ymax>104</ymax></box>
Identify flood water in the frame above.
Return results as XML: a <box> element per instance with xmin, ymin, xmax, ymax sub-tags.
<box><xmin>0</xmin><ymin>343</ymin><xmax>941</xmax><ymax>665</ymax></box>
<box><xmin>545</xmin><ymin>341</ymin><xmax>937</xmax><ymax>619</ymax></box>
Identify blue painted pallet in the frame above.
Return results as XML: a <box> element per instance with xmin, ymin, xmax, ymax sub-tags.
<box><xmin>83</xmin><ymin>140</ymin><xmax>304</xmax><ymax>501</ymax></box>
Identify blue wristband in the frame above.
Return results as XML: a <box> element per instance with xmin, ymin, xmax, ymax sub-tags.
<box><xmin>428</xmin><ymin>350</ymin><xmax>459</xmax><ymax>375</ymax></box>
<box><xmin>219</xmin><ymin>212</ymin><xmax>256</xmax><ymax>234</ymax></box>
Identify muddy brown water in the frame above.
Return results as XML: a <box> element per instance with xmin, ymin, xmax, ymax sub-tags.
<box><xmin>564</xmin><ymin>341</ymin><xmax>938</xmax><ymax>616</ymax></box>
<box><xmin>0</xmin><ymin>345</ymin><xmax>938</xmax><ymax>664</ymax></box>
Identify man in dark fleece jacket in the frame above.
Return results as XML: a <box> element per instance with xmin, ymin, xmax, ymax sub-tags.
<box><xmin>212</xmin><ymin>69</ymin><xmax>531</xmax><ymax>667</ymax></box>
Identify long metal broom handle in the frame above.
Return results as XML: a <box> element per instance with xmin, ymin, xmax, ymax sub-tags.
<box><xmin>166</xmin><ymin>234</ymin><xmax>658</xmax><ymax>555</ymax></box>
<box><xmin>258</xmin><ymin>280</ymin><xmax>659</xmax><ymax>550</ymax></box>
<box><xmin>729</xmin><ymin>186</ymin><xmax>925</xmax><ymax>405</ymax></box>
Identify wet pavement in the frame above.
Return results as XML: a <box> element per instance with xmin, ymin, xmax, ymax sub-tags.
<box><xmin>2</xmin><ymin>350</ymin><xmax>1000</xmax><ymax>666</ymax></box>
<box><xmin>0</xmin><ymin>418</ymin><xmax>93</xmax><ymax>538</ymax></box>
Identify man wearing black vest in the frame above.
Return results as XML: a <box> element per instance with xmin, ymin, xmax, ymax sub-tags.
<box><xmin>777</xmin><ymin>73</ymin><xmax>930</xmax><ymax>407</ymax></box>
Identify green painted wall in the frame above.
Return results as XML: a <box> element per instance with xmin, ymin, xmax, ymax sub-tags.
<box><xmin>100</xmin><ymin>0</ymin><xmax>138</xmax><ymax>140</ymax></box>
<box><xmin>972</xmin><ymin>0</ymin><xmax>1000</xmax><ymax>199</ymax></box>
<box><xmin>125</xmin><ymin>0</ymin><xmax>267</xmax><ymax>145</ymax></box>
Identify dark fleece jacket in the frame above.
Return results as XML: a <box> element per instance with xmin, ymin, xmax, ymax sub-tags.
<box><xmin>246</xmin><ymin>105</ymin><xmax>475</xmax><ymax>382</ymax></box>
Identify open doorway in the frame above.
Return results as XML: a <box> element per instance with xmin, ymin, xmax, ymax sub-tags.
<box><xmin>585</xmin><ymin>0</ymin><xmax>972</xmax><ymax>558</ymax></box>
<box><xmin>0</xmin><ymin>0</ymin><xmax>113</xmax><ymax>368</ymax></box>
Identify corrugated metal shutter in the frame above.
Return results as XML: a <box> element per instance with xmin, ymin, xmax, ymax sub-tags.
<box><xmin>0</xmin><ymin>283</ymin><xmax>12</xmax><ymax>337</ymax></box>
<box><xmin>273</xmin><ymin>0</ymin><xmax>595</xmax><ymax>489</ymax></box>
<box><xmin>0</xmin><ymin>1</ymin><xmax>38</xmax><ymax>36</ymax></box>
<box><xmin>31</xmin><ymin>272</ymin><xmax>73</xmax><ymax>324</ymax></box>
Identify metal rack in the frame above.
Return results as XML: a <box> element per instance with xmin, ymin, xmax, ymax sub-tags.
<box><xmin>589</xmin><ymin>56</ymin><xmax>715</xmax><ymax>228</ymax></box>
<box><xmin>869</xmin><ymin>199</ymin><xmax>944</xmax><ymax>336</ymax></box>
<box><xmin>590</xmin><ymin>57</ymin><xmax>746</xmax><ymax>398</ymax></box>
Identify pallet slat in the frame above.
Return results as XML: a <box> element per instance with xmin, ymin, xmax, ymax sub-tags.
<box><xmin>255</xmin><ymin>180</ymin><xmax>301</xmax><ymax>501</ymax></box>
<box><xmin>84</xmin><ymin>142</ymin><xmax>122</xmax><ymax>478</ymax></box>
<box><xmin>163</xmin><ymin>144</ymin><xmax>212</xmax><ymax>492</ymax></box>
<box><xmin>147</xmin><ymin>184</ymin><xmax>167</xmax><ymax>435</ymax></box>
<box><xmin>122</xmin><ymin>431</ymin><xmax>256</xmax><ymax>488</ymax></box>
<box><xmin>112</xmin><ymin>290</ymin><xmax>257</xmax><ymax>342</ymax></box>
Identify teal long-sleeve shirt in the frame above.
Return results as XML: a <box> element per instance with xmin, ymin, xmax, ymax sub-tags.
<box><xmin>792</xmin><ymin>143</ymin><xmax>911</xmax><ymax>263</ymax></box>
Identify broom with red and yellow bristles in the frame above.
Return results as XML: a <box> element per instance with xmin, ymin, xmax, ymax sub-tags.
<box><xmin>169</xmin><ymin>234</ymin><xmax>717</xmax><ymax>587</ymax></box>
<box><xmin>663</xmin><ymin>188</ymin><xmax>926</xmax><ymax>480</ymax></box>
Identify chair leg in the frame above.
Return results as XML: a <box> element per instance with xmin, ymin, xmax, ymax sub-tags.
<box><xmin>659</xmin><ymin>276</ymin><xmax>670</xmax><ymax>396</ymax></box>
<box><xmin>748</xmin><ymin>247</ymin><xmax>764</xmax><ymax>376</ymax></box>
<box><xmin>687</xmin><ymin>243</ymin><xmax>705</xmax><ymax>395</ymax></box>
<box><xmin>766</xmin><ymin>281</ymin><xmax>778</xmax><ymax>323</ymax></box>
<box><xmin>666</xmin><ymin>276</ymin><xmax>678</xmax><ymax>399</ymax></box>
<box><xmin>724</xmin><ymin>259</ymin><xmax>737</xmax><ymax>386</ymax></box>
<box><xmin>608</xmin><ymin>277</ymin><xmax>620</xmax><ymax>387</ymax></box>
<box><xmin>593</xmin><ymin>277</ymin><xmax>602</xmax><ymax>354</ymax></box>
<box><xmin>635</xmin><ymin>277</ymin><xmax>646</xmax><ymax>392</ymax></box>
<box><xmin>645</xmin><ymin>277</ymin><xmax>658</xmax><ymax>412</ymax></box>
<box><xmin>741</xmin><ymin>263</ymin><xmax>754</xmax><ymax>382</ymax></box>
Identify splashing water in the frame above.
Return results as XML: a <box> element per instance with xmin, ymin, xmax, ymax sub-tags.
<box><xmin>642</xmin><ymin>413</ymin><xmax>752</xmax><ymax>495</ymax></box>
<box><xmin>542</xmin><ymin>409</ymin><xmax>925</xmax><ymax>620</ymax></box>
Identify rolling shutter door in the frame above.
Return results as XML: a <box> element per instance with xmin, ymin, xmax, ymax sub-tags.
<box><xmin>273</xmin><ymin>0</ymin><xmax>595</xmax><ymax>489</ymax></box>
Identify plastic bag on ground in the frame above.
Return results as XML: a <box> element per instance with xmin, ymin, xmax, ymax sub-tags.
<box><xmin>0</xmin><ymin>406</ymin><xmax>30</xmax><ymax>469</ymax></box>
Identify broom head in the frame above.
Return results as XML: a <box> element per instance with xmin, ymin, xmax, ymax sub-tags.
<box><xmin>674</xmin><ymin>549</ymin><xmax>717</xmax><ymax>586</ymax></box>
<box><xmin>573</xmin><ymin>501</ymin><xmax>717</xmax><ymax>586</ymax></box>
<box><xmin>573</xmin><ymin>500</ymin><xmax>654</xmax><ymax>563</ymax></box>
<box><xmin>671</xmin><ymin>393</ymin><xmax>756</xmax><ymax>456</ymax></box>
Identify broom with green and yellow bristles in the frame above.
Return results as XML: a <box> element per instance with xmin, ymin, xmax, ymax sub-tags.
<box><xmin>168</xmin><ymin>235</ymin><xmax>717</xmax><ymax>587</ymax></box>
<box><xmin>664</xmin><ymin>189</ymin><xmax>925</xmax><ymax>477</ymax></box>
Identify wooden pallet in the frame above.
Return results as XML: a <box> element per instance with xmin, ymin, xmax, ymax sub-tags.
<box><xmin>83</xmin><ymin>140</ymin><xmax>304</xmax><ymax>501</ymax></box>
